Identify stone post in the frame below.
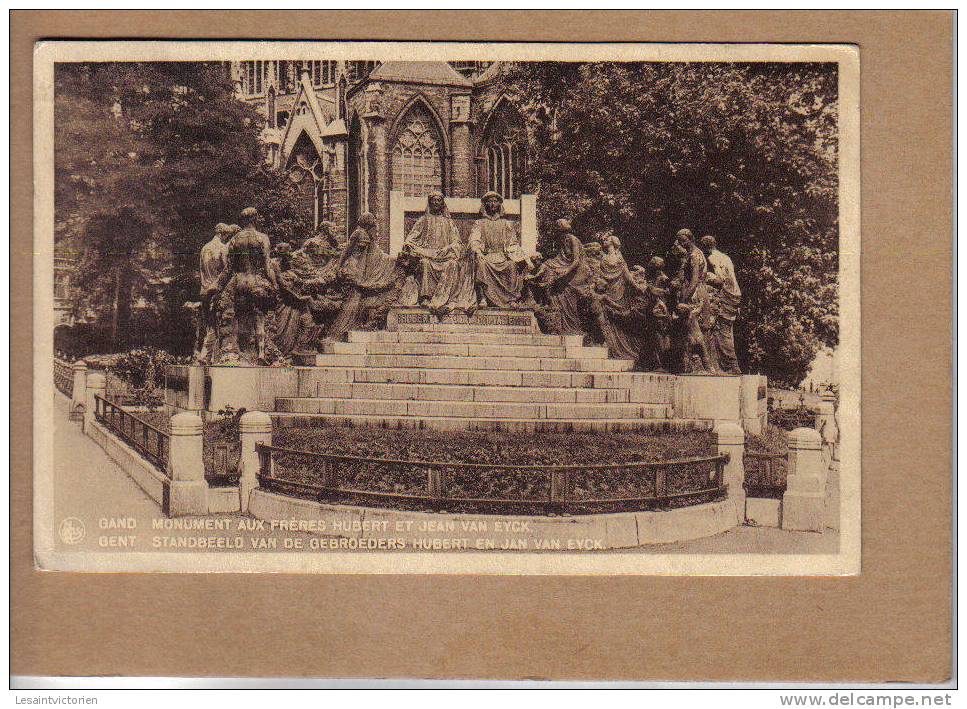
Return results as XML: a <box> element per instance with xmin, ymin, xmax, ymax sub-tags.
<box><xmin>69</xmin><ymin>360</ymin><xmax>88</xmax><ymax>421</ymax></box>
<box><xmin>782</xmin><ymin>427</ymin><xmax>826</xmax><ymax>532</ymax></box>
<box><xmin>82</xmin><ymin>371</ymin><xmax>106</xmax><ymax>435</ymax></box>
<box><xmin>738</xmin><ymin>375</ymin><xmax>762</xmax><ymax>435</ymax></box>
<box><xmin>239</xmin><ymin>411</ymin><xmax>272</xmax><ymax>513</ymax></box>
<box><xmin>166</xmin><ymin>412</ymin><xmax>209</xmax><ymax>517</ymax></box>
<box><xmin>816</xmin><ymin>390</ymin><xmax>839</xmax><ymax>462</ymax></box>
<box><xmin>818</xmin><ymin>390</ymin><xmax>841</xmax><ymax>531</ymax></box>
<box><xmin>715</xmin><ymin>422</ymin><xmax>746</xmax><ymax>525</ymax></box>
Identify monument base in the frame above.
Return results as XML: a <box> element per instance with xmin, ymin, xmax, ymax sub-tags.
<box><xmin>165</xmin><ymin>309</ymin><xmax>767</xmax><ymax>433</ymax></box>
<box><xmin>249</xmin><ymin>490</ymin><xmax>739</xmax><ymax>549</ymax></box>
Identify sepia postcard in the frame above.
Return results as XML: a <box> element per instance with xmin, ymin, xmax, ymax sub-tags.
<box><xmin>33</xmin><ymin>40</ymin><xmax>860</xmax><ymax>575</ymax></box>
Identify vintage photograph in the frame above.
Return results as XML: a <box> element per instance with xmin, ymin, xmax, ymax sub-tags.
<box><xmin>33</xmin><ymin>41</ymin><xmax>859</xmax><ymax>574</ymax></box>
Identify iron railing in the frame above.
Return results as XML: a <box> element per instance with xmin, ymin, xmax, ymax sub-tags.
<box><xmin>94</xmin><ymin>394</ymin><xmax>170</xmax><ymax>474</ymax></box>
<box><xmin>768</xmin><ymin>402</ymin><xmax>818</xmax><ymax>431</ymax></box>
<box><xmin>54</xmin><ymin>358</ymin><xmax>73</xmax><ymax>398</ymax></box>
<box><xmin>743</xmin><ymin>451</ymin><xmax>787</xmax><ymax>498</ymax></box>
<box><xmin>255</xmin><ymin>444</ymin><xmax>729</xmax><ymax>515</ymax></box>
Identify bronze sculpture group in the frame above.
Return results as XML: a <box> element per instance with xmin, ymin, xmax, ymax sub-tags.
<box><xmin>194</xmin><ymin>195</ymin><xmax>741</xmax><ymax>375</ymax></box>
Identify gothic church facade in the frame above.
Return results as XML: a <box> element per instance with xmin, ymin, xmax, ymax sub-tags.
<box><xmin>229</xmin><ymin>59</ymin><xmax>528</xmax><ymax>249</ymax></box>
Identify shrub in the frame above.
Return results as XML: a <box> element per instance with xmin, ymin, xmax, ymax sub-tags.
<box><xmin>110</xmin><ymin>347</ymin><xmax>175</xmax><ymax>389</ymax></box>
<box><xmin>108</xmin><ymin>347</ymin><xmax>189</xmax><ymax>410</ymax></box>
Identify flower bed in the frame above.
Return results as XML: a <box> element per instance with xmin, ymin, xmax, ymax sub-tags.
<box><xmin>266</xmin><ymin>427</ymin><xmax>721</xmax><ymax>514</ymax></box>
<box><xmin>135</xmin><ymin>411</ymin><xmax>240</xmax><ymax>487</ymax></box>
<box><xmin>743</xmin><ymin>426</ymin><xmax>788</xmax><ymax>498</ymax></box>
<box><xmin>274</xmin><ymin>427</ymin><xmax>714</xmax><ymax>466</ymax></box>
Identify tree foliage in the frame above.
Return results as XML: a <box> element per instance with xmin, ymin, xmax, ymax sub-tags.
<box><xmin>501</xmin><ymin>62</ymin><xmax>839</xmax><ymax>386</ymax></box>
<box><xmin>55</xmin><ymin>62</ymin><xmax>313</xmax><ymax>353</ymax></box>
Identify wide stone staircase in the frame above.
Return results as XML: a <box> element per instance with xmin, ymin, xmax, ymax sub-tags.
<box><xmin>271</xmin><ymin>307</ymin><xmax>694</xmax><ymax>433</ymax></box>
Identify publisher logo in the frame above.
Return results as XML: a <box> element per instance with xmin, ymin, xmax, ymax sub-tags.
<box><xmin>59</xmin><ymin>517</ymin><xmax>86</xmax><ymax>545</ymax></box>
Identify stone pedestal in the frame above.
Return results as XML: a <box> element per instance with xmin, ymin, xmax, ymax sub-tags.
<box><xmin>239</xmin><ymin>411</ymin><xmax>273</xmax><ymax>513</ymax></box>
<box><xmin>715</xmin><ymin>422</ymin><xmax>746</xmax><ymax>524</ymax></box>
<box><xmin>201</xmin><ymin>366</ymin><xmax>297</xmax><ymax>416</ymax></box>
<box><xmin>739</xmin><ymin>374</ymin><xmax>767</xmax><ymax>435</ymax></box>
<box><xmin>166</xmin><ymin>412</ymin><xmax>208</xmax><ymax>517</ymax></box>
<box><xmin>165</xmin><ymin>364</ymin><xmax>207</xmax><ymax>413</ymax></box>
<box><xmin>673</xmin><ymin>374</ymin><xmax>742</xmax><ymax>425</ymax></box>
<box><xmin>782</xmin><ymin>427</ymin><xmax>827</xmax><ymax>532</ymax></box>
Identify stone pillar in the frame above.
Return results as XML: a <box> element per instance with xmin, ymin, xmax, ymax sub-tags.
<box><xmin>362</xmin><ymin>114</ymin><xmax>389</xmax><ymax>249</ymax></box>
<box><xmin>166</xmin><ymin>412</ymin><xmax>209</xmax><ymax>517</ymax></box>
<box><xmin>818</xmin><ymin>390</ymin><xmax>841</xmax><ymax>531</ymax></box>
<box><xmin>239</xmin><ymin>411</ymin><xmax>272</xmax><ymax>513</ymax></box>
<box><xmin>738</xmin><ymin>375</ymin><xmax>763</xmax><ymax>435</ymax></box>
<box><xmin>449</xmin><ymin>93</ymin><xmax>473</xmax><ymax>197</ymax></box>
<box><xmin>69</xmin><ymin>360</ymin><xmax>88</xmax><ymax>421</ymax></box>
<box><xmin>816</xmin><ymin>391</ymin><xmax>839</xmax><ymax>461</ymax></box>
<box><xmin>520</xmin><ymin>194</ymin><xmax>539</xmax><ymax>257</ymax></box>
<box><xmin>82</xmin><ymin>372</ymin><xmax>106</xmax><ymax>435</ymax></box>
<box><xmin>782</xmin><ymin>427</ymin><xmax>826</xmax><ymax>532</ymax></box>
<box><xmin>389</xmin><ymin>189</ymin><xmax>405</xmax><ymax>257</ymax></box>
<box><xmin>715</xmin><ymin>422</ymin><xmax>746</xmax><ymax>525</ymax></box>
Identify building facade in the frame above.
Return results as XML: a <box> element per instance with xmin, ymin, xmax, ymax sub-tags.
<box><xmin>229</xmin><ymin>59</ymin><xmax>529</xmax><ymax>249</ymax></box>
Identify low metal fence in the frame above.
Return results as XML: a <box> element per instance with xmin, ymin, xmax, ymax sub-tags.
<box><xmin>768</xmin><ymin>399</ymin><xmax>818</xmax><ymax>431</ymax></box>
<box><xmin>93</xmin><ymin>394</ymin><xmax>170</xmax><ymax>475</ymax></box>
<box><xmin>54</xmin><ymin>358</ymin><xmax>73</xmax><ymax>398</ymax></box>
<box><xmin>255</xmin><ymin>444</ymin><xmax>729</xmax><ymax>515</ymax></box>
<box><xmin>743</xmin><ymin>451</ymin><xmax>787</xmax><ymax>499</ymax></box>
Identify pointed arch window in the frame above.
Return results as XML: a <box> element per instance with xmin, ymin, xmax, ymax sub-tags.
<box><xmin>287</xmin><ymin>134</ymin><xmax>335</xmax><ymax>228</ymax></box>
<box><xmin>391</xmin><ymin>103</ymin><xmax>443</xmax><ymax>198</ymax></box>
<box><xmin>483</xmin><ymin>101</ymin><xmax>527</xmax><ymax>199</ymax></box>
<box><xmin>241</xmin><ymin>60</ymin><xmax>268</xmax><ymax>96</ymax></box>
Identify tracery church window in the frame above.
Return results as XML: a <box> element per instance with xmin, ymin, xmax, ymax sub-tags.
<box><xmin>483</xmin><ymin>101</ymin><xmax>527</xmax><ymax>199</ymax></box>
<box><xmin>287</xmin><ymin>134</ymin><xmax>334</xmax><ymax>229</ymax></box>
<box><xmin>241</xmin><ymin>60</ymin><xmax>268</xmax><ymax>96</ymax></box>
<box><xmin>346</xmin><ymin>61</ymin><xmax>379</xmax><ymax>82</ymax></box>
<box><xmin>391</xmin><ymin>104</ymin><xmax>444</xmax><ymax>197</ymax></box>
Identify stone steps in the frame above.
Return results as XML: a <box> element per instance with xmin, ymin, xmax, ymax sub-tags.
<box><xmin>276</xmin><ymin>396</ymin><xmax>672</xmax><ymax>421</ymax></box>
<box><xmin>298</xmin><ymin>381</ymin><xmax>632</xmax><ymax>404</ymax></box>
<box><xmin>270</xmin><ymin>412</ymin><xmax>705</xmax><ymax>434</ymax></box>
<box><xmin>321</xmin><ymin>340</ymin><xmax>609</xmax><ymax>359</ymax></box>
<box><xmin>348</xmin><ymin>330</ymin><xmax>584</xmax><ymax>347</ymax></box>
<box><xmin>302</xmin><ymin>353</ymin><xmax>635</xmax><ymax>372</ymax></box>
<box><xmin>294</xmin><ymin>366</ymin><xmax>676</xmax><ymax>401</ymax></box>
<box><xmin>271</xmin><ymin>311</ymin><xmax>682</xmax><ymax>432</ymax></box>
